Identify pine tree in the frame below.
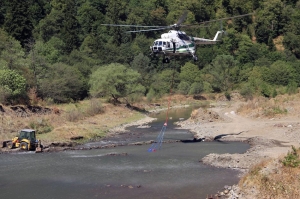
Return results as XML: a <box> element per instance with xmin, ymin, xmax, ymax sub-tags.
<box><xmin>3</xmin><ymin>0</ymin><xmax>34</xmax><ymax>48</ymax></box>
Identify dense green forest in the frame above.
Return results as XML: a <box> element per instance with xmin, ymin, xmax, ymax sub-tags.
<box><xmin>0</xmin><ymin>0</ymin><xmax>300</xmax><ymax>105</ymax></box>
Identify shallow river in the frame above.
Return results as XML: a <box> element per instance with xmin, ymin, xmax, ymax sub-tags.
<box><xmin>0</xmin><ymin>107</ymin><xmax>249</xmax><ymax>199</ymax></box>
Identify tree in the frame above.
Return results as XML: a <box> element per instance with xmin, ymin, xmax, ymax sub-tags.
<box><xmin>106</xmin><ymin>0</ymin><xmax>128</xmax><ymax>45</ymax></box>
<box><xmin>179</xmin><ymin>62</ymin><xmax>201</xmax><ymax>85</ymax></box>
<box><xmin>130</xmin><ymin>53</ymin><xmax>155</xmax><ymax>89</ymax></box>
<box><xmin>89</xmin><ymin>63</ymin><xmax>145</xmax><ymax>103</ymax></box>
<box><xmin>283</xmin><ymin>32</ymin><xmax>300</xmax><ymax>58</ymax></box>
<box><xmin>38</xmin><ymin>63</ymin><xmax>85</xmax><ymax>103</ymax></box>
<box><xmin>148</xmin><ymin>69</ymin><xmax>179</xmax><ymax>98</ymax></box>
<box><xmin>3</xmin><ymin>0</ymin><xmax>34</xmax><ymax>47</ymax></box>
<box><xmin>263</xmin><ymin>60</ymin><xmax>296</xmax><ymax>86</ymax></box>
<box><xmin>206</xmin><ymin>55</ymin><xmax>237</xmax><ymax>92</ymax></box>
<box><xmin>35</xmin><ymin>0</ymin><xmax>80</xmax><ymax>54</ymax></box>
<box><xmin>0</xmin><ymin>30</ymin><xmax>27</xmax><ymax>70</ymax></box>
<box><xmin>0</xmin><ymin>69</ymin><xmax>26</xmax><ymax>104</ymax></box>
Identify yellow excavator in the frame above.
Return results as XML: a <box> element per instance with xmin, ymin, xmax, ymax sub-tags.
<box><xmin>6</xmin><ymin>129</ymin><xmax>43</xmax><ymax>152</ymax></box>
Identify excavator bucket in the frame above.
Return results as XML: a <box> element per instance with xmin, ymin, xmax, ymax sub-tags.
<box><xmin>35</xmin><ymin>140</ymin><xmax>43</xmax><ymax>153</ymax></box>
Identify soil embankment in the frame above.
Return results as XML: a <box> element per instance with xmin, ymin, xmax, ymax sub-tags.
<box><xmin>176</xmin><ymin>95</ymin><xmax>300</xmax><ymax>198</ymax></box>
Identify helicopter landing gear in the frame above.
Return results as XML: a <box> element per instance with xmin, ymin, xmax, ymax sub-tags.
<box><xmin>162</xmin><ymin>57</ymin><xmax>170</xmax><ymax>64</ymax></box>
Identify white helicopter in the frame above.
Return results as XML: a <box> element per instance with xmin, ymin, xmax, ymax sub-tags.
<box><xmin>102</xmin><ymin>12</ymin><xmax>252</xmax><ymax>63</ymax></box>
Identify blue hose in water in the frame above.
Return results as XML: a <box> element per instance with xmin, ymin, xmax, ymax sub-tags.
<box><xmin>148</xmin><ymin>123</ymin><xmax>167</xmax><ymax>152</ymax></box>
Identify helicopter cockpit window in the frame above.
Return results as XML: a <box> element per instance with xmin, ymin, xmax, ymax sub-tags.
<box><xmin>178</xmin><ymin>33</ymin><xmax>190</xmax><ymax>41</ymax></box>
<box><xmin>163</xmin><ymin>42</ymin><xmax>166</xmax><ymax>47</ymax></box>
<box><xmin>158</xmin><ymin>41</ymin><xmax>162</xmax><ymax>46</ymax></box>
<box><xmin>167</xmin><ymin>42</ymin><xmax>170</xmax><ymax>48</ymax></box>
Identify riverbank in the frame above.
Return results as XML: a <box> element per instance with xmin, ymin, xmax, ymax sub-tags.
<box><xmin>176</xmin><ymin>94</ymin><xmax>300</xmax><ymax>198</ymax></box>
<box><xmin>1</xmin><ymin>94</ymin><xmax>300</xmax><ymax>198</ymax></box>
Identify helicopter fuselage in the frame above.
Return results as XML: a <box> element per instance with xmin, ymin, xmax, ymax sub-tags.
<box><xmin>150</xmin><ymin>30</ymin><xmax>197</xmax><ymax>62</ymax></box>
<box><xmin>150</xmin><ymin>30</ymin><xmax>224</xmax><ymax>63</ymax></box>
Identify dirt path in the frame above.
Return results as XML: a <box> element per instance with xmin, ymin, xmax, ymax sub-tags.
<box><xmin>177</xmin><ymin>101</ymin><xmax>300</xmax><ymax>171</ymax></box>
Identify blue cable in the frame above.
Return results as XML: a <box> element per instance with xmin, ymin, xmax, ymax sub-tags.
<box><xmin>148</xmin><ymin>124</ymin><xmax>167</xmax><ymax>152</ymax></box>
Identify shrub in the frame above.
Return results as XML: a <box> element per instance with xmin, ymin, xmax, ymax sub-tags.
<box><xmin>281</xmin><ymin>146</ymin><xmax>300</xmax><ymax>168</ymax></box>
<box><xmin>177</xmin><ymin>81</ymin><xmax>190</xmax><ymax>95</ymax></box>
<box><xmin>65</xmin><ymin>108</ymin><xmax>83</xmax><ymax>122</ymax></box>
<box><xmin>189</xmin><ymin>82</ymin><xmax>204</xmax><ymax>95</ymax></box>
<box><xmin>29</xmin><ymin>119</ymin><xmax>53</xmax><ymax>134</ymax></box>
<box><xmin>240</xmin><ymin>83</ymin><xmax>254</xmax><ymax>100</ymax></box>
<box><xmin>224</xmin><ymin>91</ymin><xmax>231</xmax><ymax>101</ymax></box>
<box><xmin>286</xmin><ymin>81</ymin><xmax>298</xmax><ymax>95</ymax></box>
<box><xmin>86</xmin><ymin>98</ymin><xmax>103</xmax><ymax>116</ymax></box>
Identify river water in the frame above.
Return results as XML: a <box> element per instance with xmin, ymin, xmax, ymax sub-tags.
<box><xmin>0</xmin><ymin>106</ymin><xmax>249</xmax><ymax>199</ymax></box>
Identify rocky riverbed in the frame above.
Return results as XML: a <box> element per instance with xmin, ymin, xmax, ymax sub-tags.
<box><xmin>175</xmin><ymin>98</ymin><xmax>300</xmax><ymax>198</ymax></box>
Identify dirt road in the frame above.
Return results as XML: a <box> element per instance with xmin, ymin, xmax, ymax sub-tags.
<box><xmin>177</xmin><ymin>99</ymin><xmax>300</xmax><ymax>172</ymax></box>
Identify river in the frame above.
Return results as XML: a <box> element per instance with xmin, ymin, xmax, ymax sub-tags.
<box><xmin>0</xmin><ymin>106</ymin><xmax>249</xmax><ymax>199</ymax></box>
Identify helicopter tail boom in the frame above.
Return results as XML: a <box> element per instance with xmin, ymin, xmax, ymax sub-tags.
<box><xmin>213</xmin><ymin>30</ymin><xmax>225</xmax><ymax>41</ymax></box>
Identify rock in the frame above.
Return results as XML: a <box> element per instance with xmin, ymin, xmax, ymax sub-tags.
<box><xmin>70</xmin><ymin>136</ymin><xmax>84</xmax><ymax>140</ymax></box>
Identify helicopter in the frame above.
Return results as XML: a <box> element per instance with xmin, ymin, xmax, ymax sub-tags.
<box><xmin>102</xmin><ymin>12</ymin><xmax>253</xmax><ymax>63</ymax></box>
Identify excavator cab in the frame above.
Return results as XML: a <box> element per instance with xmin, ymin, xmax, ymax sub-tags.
<box><xmin>18</xmin><ymin>130</ymin><xmax>36</xmax><ymax>143</ymax></box>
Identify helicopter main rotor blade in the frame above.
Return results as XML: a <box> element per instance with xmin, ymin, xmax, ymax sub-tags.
<box><xmin>101</xmin><ymin>24</ymin><xmax>168</xmax><ymax>28</ymax></box>
<box><xmin>198</xmin><ymin>13</ymin><xmax>253</xmax><ymax>25</ymax></box>
<box><xmin>126</xmin><ymin>27</ymin><xmax>171</xmax><ymax>33</ymax></box>
<box><xmin>176</xmin><ymin>11</ymin><xmax>188</xmax><ymax>25</ymax></box>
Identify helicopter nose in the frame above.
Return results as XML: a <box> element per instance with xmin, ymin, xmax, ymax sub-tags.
<box><xmin>151</xmin><ymin>46</ymin><xmax>161</xmax><ymax>54</ymax></box>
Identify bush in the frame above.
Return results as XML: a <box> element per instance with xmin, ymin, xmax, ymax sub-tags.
<box><xmin>286</xmin><ymin>81</ymin><xmax>298</xmax><ymax>95</ymax></box>
<box><xmin>281</xmin><ymin>146</ymin><xmax>300</xmax><ymax>168</ymax></box>
<box><xmin>64</xmin><ymin>107</ymin><xmax>83</xmax><ymax>122</ymax></box>
<box><xmin>86</xmin><ymin>98</ymin><xmax>103</xmax><ymax>116</ymax></box>
<box><xmin>177</xmin><ymin>81</ymin><xmax>190</xmax><ymax>95</ymax></box>
<box><xmin>240</xmin><ymin>83</ymin><xmax>254</xmax><ymax>100</ymax></box>
<box><xmin>29</xmin><ymin>119</ymin><xmax>53</xmax><ymax>134</ymax></box>
<box><xmin>146</xmin><ymin>88</ymin><xmax>156</xmax><ymax>102</ymax></box>
<box><xmin>189</xmin><ymin>82</ymin><xmax>203</xmax><ymax>95</ymax></box>
<box><xmin>224</xmin><ymin>91</ymin><xmax>231</xmax><ymax>101</ymax></box>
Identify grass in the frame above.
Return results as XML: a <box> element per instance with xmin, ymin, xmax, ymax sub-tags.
<box><xmin>239</xmin><ymin>147</ymin><xmax>300</xmax><ymax>199</ymax></box>
<box><xmin>0</xmin><ymin>98</ymin><xmax>145</xmax><ymax>145</ymax></box>
<box><xmin>236</xmin><ymin>93</ymin><xmax>300</xmax><ymax>118</ymax></box>
<box><xmin>0</xmin><ymin>94</ymin><xmax>210</xmax><ymax>145</ymax></box>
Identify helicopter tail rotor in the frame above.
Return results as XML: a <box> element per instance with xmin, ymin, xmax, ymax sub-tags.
<box><xmin>219</xmin><ymin>21</ymin><xmax>227</xmax><ymax>36</ymax></box>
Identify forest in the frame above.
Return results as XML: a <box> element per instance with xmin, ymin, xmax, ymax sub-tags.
<box><xmin>0</xmin><ymin>0</ymin><xmax>300</xmax><ymax>105</ymax></box>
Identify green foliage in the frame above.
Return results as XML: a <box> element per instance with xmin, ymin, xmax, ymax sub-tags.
<box><xmin>89</xmin><ymin>63</ymin><xmax>145</xmax><ymax>103</ymax></box>
<box><xmin>0</xmin><ymin>0</ymin><xmax>300</xmax><ymax>104</ymax></box>
<box><xmin>224</xmin><ymin>91</ymin><xmax>231</xmax><ymax>100</ymax></box>
<box><xmin>263</xmin><ymin>61</ymin><xmax>296</xmax><ymax>86</ymax></box>
<box><xmin>29</xmin><ymin>119</ymin><xmax>53</xmax><ymax>134</ymax></box>
<box><xmin>179</xmin><ymin>62</ymin><xmax>201</xmax><ymax>84</ymax></box>
<box><xmin>260</xmin><ymin>82</ymin><xmax>273</xmax><ymax>98</ymax></box>
<box><xmin>205</xmin><ymin>55</ymin><xmax>237</xmax><ymax>92</ymax></box>
<box><xmin>286</xmin><ymin>81</ymin><xmax>298</xmax><ymax>95</ymax></box>
<box><xmin>38</xmin><ymin>63</ymin><xmax>85</xmax><ymax>103</ymax></box>
<box><xmin>283</xmin><ymin>32</ymin><xmax>300</xmax><ymax>58</ymax></box>
<box><xmin>240</xmin><ymin>83</ymin><xmax>254</xmax><ymax>100</ymax></box>
<box><xmin>189</xmin><ymin>82</ymin><xmax>204</xmax><ymax>95</ymax></box>
<box><xmin>177</xmin><ymin>81</ymin><xmax>190</xmax><ymax>95</ymax></box>
<box><xmin>149</xmin><ymin>69</ymin><xmax>179</xmax><ymax>98</ymax></box>
<box><xmin>0</xmin><ymin>69</ymin><xmax>26</xmax><ymax>104</ymax></box>
<box><xmin>263</xmin><ymin>106</ymin><xmax>287</xmax><ymax>117</ymax></box>
<box><xmin>3</xmin><ymin>0</ymin><xmax>34</xmax><ymax>47</ymax></box>
<box><xmin>282</xmin><ymin>146</ymin><xmax>300</xmax><ymax>168</ymax></box>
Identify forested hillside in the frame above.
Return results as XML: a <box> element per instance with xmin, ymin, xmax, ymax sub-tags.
<box><xmin>0</xmin><ymin>0</ymin><xmax>299</xmax><ymax>105</ymax></box>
